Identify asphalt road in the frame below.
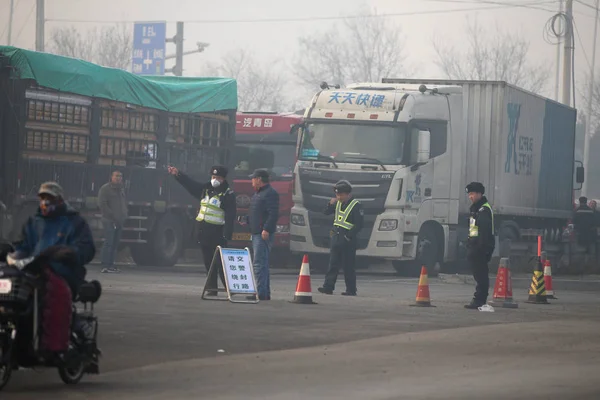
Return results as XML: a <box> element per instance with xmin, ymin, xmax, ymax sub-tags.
<box><xmin>4</xmin><ymin>264</ymin><xmax>600</xmax><ymax>399</ymax></box>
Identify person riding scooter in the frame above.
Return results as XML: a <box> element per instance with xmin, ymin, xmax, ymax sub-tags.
<box><xmin>11</xmin><ymin>182</ymin><xmax>96</xmax><ymax>355</ymax></box>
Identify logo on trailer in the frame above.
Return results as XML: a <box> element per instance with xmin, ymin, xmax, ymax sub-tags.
<box><xmin>505</xmin><ymin>103</ymin><xmax>521</xmax><ymax>175</ymax></box>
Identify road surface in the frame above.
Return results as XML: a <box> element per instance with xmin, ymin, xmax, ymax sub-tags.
<box><xmin>4</xmin><ymin>264</ymin><xmax>600</xmax><ymax>399</ymax></box>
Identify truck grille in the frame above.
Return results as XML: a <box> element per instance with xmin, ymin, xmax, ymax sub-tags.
<box><xmin>298</xmin><ymin>167</ymin><xmax>393</xmax><ymax>249</ymax></box>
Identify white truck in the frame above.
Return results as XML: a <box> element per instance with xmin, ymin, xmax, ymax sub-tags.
<box><xmin>289</xmin><ymin>79</ymin><xmax>584</xmax><ymax>275</ymax></box>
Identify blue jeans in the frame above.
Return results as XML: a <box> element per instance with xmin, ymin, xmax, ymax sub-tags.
<box><xmin>252</xmin><ymin>233</ymin><xmax>274</xmax><ymax>298</ymax></box>
<box><xmin>100</xmin><ymin>218</ymin><xmax>122</xmax><ymax>267</ymax></box>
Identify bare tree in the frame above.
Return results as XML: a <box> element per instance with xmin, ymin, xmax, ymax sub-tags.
<box><xmin>581</xmin><ymin>72</ymin><xmax>600</xmax><ymax>133</ymax></box>
<box><xmin>433</xmin><ymin>18</ymin><xmax>549</xmax><ymax>93</ymax></box>
<box><xmin>205</xmin><ymin>49</ymin><xmax>288</xmax><ymax>112</ymax></box>
<box><xmin>49</xmin><ymin>25</ymin><xmax>132</xmax><ymax>70</ymax></box>
<box><xmin>293</xmin><ymin>7</ymin><xmax>411</xmax><ymax>89</ymax></box>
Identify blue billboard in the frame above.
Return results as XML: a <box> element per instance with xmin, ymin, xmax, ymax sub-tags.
<box><xmin>132</xmin><ymin>21</ymin><xmax>166</xmax><ymax>75</ymax></box>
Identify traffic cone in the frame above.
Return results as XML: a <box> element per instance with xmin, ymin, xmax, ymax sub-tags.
<box><xmin>289</xmin><ymin>255</ymin><xmax>317</xmax><ymax>304</ymax></box>
<box><xmin>410</xmin><ymin>266</ymin><xmax>435</xmax><ymax>307</ymax></box>
<box><xmin>526</xmin><ymin>257</ymin><xmax>549</xmax><ymax>304</ymax></box>
<box><xmin>543</xmin><ymin>259</ymin><xmax>557</xmax><ymax>299</ymax></box>
<box><xmin>489</xmin><ymin>257</ymin><xmax>518</xmax><ymax>308</ymax></box>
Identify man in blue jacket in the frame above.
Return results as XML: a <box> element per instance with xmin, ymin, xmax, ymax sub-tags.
<box><xmin>247</xmin><ymin>169</ymin><xmax>279</xmax><ymax>300</ymax></box>
<box><xmin>14</xmin><ymin>181</ymin><xmax>96</xmax><ymax>294</ymax></box>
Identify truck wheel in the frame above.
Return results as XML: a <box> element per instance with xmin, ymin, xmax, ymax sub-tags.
<box><xmin>130</xmin><ymin>244</ymin><xmax>154</xmax><ymax>266</ymax></box>
<box><xmin>151</xmin><ymin>213</ymin><xmax>183</xmax><ymax>267</ymax></box>
<box><xmin>394</xmin><ymin>228</ymin><xmax>442</xmax><ymax>277</ymax></box>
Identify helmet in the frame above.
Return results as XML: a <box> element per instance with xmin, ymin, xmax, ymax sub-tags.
<box><xmin>334</xmin><ymin>180</ymin><xmax>352</xmax><ymax>194</ymax></box>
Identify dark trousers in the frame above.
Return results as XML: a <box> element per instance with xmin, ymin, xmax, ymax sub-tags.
<box><xmin>468</xmin><ymin>255</ymin><xmax>489</xmax><ymax>304</ymax></box>
<box><xmin>323</xmin><ymin>235</ymin><xmax>357</xmax><ymax>293</ymax></box>
<box><xmin>201</xmin><ymin>237</ymin><xmax>227</xmax><ymax>289</ymax></box>
<box><xmin>100</xmin><ymin>218</ymin><xmax>122</xmax><ymax>267</ymax></box>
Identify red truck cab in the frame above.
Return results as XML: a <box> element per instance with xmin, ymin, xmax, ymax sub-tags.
<box><xmin>230</xmin><ymin>112</ymin><xmax>302</xmax><ymax>261</ymax></box>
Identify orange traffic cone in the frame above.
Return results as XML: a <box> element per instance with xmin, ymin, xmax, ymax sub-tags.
<box><xmin>410</xmin><ymin>266</ymin><xmax>435</xmax><ymax>307</ymax></box>
<box><xmin>289</xmin><ymin>255</ymin><xmax>317</xmax><ymax>304</ymax></box>
<box><xmin>543</xmin><ymin>259</ymin><xmax>557</xmax><ymax>299</ymax></box>
<box><xmin>489</xmin><ymin>257</ymin><xmax>518</xmax><ymax>308</ymax></box>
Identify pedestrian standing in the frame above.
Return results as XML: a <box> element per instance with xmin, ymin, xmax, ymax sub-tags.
<box><xmin>464</xmin><ymin>182</ymin><xmax>495</xmax><ymax>309</ymax></box>
<box><xmin>246</xmin><ymin>169</ymin><xmax>279</xmax><ymax>301</ymax></box>
<box><xmin>168</xmin><ymin>165</ymin><xmax>236</xmax><ymax>294</ymax></box>
<box><xmin>318</xmin><ymin>180</ymin><xmax>363</xmax><ymax>296</ymax></box>
<box><xmin>98</xmin><ymin>170</ymin><xmax>128</xmax><ymax>273</ymax></box>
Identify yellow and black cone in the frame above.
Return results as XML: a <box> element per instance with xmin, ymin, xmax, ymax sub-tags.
<box><xmin>526</xmin><ymin>259</ymin><xmax>549</xmax><ymax>304</ymax></box>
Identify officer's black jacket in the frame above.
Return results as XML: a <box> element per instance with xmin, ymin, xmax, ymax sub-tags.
<box><xmin>324</xmin><ymin>198</ymin><xmax>364</xmax><ymax>240</ymax></box>
<box><xmin>573</xmin><ymin>204</ymin><xmax>597</xmax><ymax>244</ymax></box>
<box><xmin>174</xmin><ymin>172</ymin><xmax>236</xmax><ymax>241</ymax></box>
<box><xmin>467</xmin><ymin>196</ymin><xmax>495</xmax><ymax>259</ymax></box>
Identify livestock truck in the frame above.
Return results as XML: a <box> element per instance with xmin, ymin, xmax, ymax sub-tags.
<box><xmin>229</xmin><ymin>112</ymin><xmax>302</xmax><ymax>264</ymax></box>
<box><xmin>0</xmin><ymin>46</ymin><xmax>237</xmax><ymax>266</ymax></box>
<box><xmin>289</xmin><ymin>79</ymin><xmax>584</xmax><ymax>275</ymax></box>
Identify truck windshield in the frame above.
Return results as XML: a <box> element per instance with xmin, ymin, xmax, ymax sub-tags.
<box><xmin>299</xmin><ymin>123</ymin><xmax>406</xmax><ymax>165</ymax></box>
<box><xmin>232</xmin><ymin>141</ymin><xmax>296</xmax><ymax>180</ymax></box>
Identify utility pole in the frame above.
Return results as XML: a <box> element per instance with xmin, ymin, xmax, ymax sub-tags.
<box><xmin>164</xmin><ymin>22</ymin><xmax>209</xmax><ymax>76</ymax></box>
<box><xmin>166</xmin><ymin>22</ymin><xmax>184</xmax><ymax>76</ymax></box>
<box><xmin>562</xmin><ymin>0</ymin><xmax>573</xmax><ymax>106</ymax></box>
<box><xmin>35</xmin><ymin>0</ymin><xmax>45</xmax><ymax>52</ymax></box>
<box><xmin>554</xmin><ymin>0</ymin><xmax>564</xmax><ymax>101</ymax></box>
<box><xmin>582</xmin><ymin>0</ymin><xmax>599</xmax><ymax>196</ymax></box>
<box><xmin>7</xmin><ymin>0</ymin><xmax>15</xmax><ymax>45</ymax></box>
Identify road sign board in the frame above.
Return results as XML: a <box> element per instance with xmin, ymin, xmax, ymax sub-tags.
<box><xmin>132</xmin><ymin>21</ymin><xmax>166</xmax><ymax>76</ymax></box>
<box><xmin>202</xmin><ymin>246</ymin><xmax>259</xmax><ymax>304</ymax></box>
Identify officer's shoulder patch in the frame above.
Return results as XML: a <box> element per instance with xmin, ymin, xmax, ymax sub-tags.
<box><xmin>359</xmin><ymin>208</ymin><xmax>364</xmax><ymax>216</ymax></box>
<box><xmin>479</xmin><ymin>207</ymin><xmax>486</xmax><ymax>212</ymax></box>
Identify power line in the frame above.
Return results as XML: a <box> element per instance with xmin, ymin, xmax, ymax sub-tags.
<box><xmin>575</xmin><ymin>0</ymin><xmax>599</xmax><ymax>11</ymax></box>
<box><xmin>0</xmin><ymin>0</ymin><xmax>20</xmax><ymax>44</ymax></box>
<box><xmin>14</xmin><ymin>1</ymin><xmax>35</xmax><ymax>44</ymax></box>
<box><xmin>425</xmin><ymin>0</ymin><xmax>558</xmax><ymax>13</ymax></box>
<box><xmin>45</xmin><ymin>2</ymin><xmax>560</xmax><ymax>25</ymax></box>
<box><xmin>573</xmin><ymin>16</ymin><xmax>592</xmax><ymax>69</ymax></box>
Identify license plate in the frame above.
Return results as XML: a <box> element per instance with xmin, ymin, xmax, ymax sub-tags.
<box><xmin>0</xmin><ymin>280</ymin><xmax>12</xmax><ymax>295</ymax></box>
<box><xmin>232</xmin><ymin>233</ymin><xmax>251</xmax><ymax>241</ymax></box>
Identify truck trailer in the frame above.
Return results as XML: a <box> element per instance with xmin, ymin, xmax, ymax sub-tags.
<box><xmin>289</xmin><ymin>79</ymin><xmax>583</xmax><ymax>275</ymax></box>
<box><xmin>0</xmin><ymin>46</ymin><xmax>238</xmax><ymax>266</ymax></box>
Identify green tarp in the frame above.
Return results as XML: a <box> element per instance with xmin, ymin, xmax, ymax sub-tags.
<box><xmin>0</xmin><ymin>46</ymin><xmax>237</xmax><ymax>113</ymax></box>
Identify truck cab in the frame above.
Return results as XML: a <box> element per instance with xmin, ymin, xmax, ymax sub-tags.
<box><xmin>290</xmin><ymin>80</ymin><xmax>577</xmax><ymax>275</ymax></box>
<box><xmin>229</xmin><ymin>112</ymin><xmax>303</xmax><ymax>262</ymax></box>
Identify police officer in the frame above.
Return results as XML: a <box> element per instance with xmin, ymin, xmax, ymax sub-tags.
<box><xmin>168</xmin><ymin>165</ymin><xmax>236</xmax><ymax>294</ymax></box>
<box><xmin>318</xmin><ymin>180</ymin><xmax>364</xmax><ymax>296</ymax></box>
<box><xmin>465</xmin><ymin>182</ymin><xmax>495</xmax><ymax>309</ymax></box>
<box><xmin>573</xmin><ymin>196</ymin><xmax>597</xmax><ymax>257</ymax></box>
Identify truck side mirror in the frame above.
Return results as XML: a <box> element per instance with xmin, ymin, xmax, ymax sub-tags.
<box><xmin>576</xmin><ymin>166</ymin><xmax>585</xmax><ymax>184</ymax></box>
<box><xmin>417</xmin><ymin>130</ymin><xmax>431</xmax><ymax>163</ymax></box>
<box><xmin>290</xmin><ymin>124</ymin><xmax>301</xmax><ymax>135</ymax></box>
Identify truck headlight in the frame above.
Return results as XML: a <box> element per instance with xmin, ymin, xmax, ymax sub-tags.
<box><xmin>378</xmin><ymin>219</ymin><xmax>398</xmax><ymax>231</ymax></box>
<box><xmin>291</xmin><ymin>214</ymin><xmax>306</xmax><ymax>226</ymax></box>
<box><xmin>276</xmin><ymin>224</ymin><xmax>290</xmax><ymax>233</ymax></box>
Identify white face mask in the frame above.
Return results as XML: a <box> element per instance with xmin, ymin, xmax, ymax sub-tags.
<box><xmin>211</xmin><ymin>179</ymin><xmax>221</xmax><ymax>188</ymax></box>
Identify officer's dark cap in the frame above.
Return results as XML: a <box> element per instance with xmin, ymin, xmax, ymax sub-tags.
<box><xmin>210</xmin><ymin>165</ymin><xmax>228</xmax><ymax>178</ymax></box>
<box><xmin>334</xmin><ymin>180</ymin><xmax>352</xmax><ymax>194</ymax></box>
<box><xmin>466</xmin><ymin>182</ymin><xmax>485</xmax><ymax>194</ymax></box>
<box><xmin>249</xmin><ymin>168</ymin><xmax>270</xmax><ymax>182</ymax></box>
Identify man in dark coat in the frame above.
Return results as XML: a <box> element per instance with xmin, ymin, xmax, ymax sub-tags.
<box><xmin>168</xmin><ymin>165</ymin><xmax>236</xmax><ymax>293</ymax></box>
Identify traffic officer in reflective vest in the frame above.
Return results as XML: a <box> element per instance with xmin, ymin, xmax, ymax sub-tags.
<box><xmin>168</xmin><ymin>165</ymin><xmax>236</xmax><ymax>294</ymax></box>
<box><xmin>318</xmin><ymin>180</ymin><xmax>364</xmax><ymax>296</ymax></box>
<box><xmin>465</xmin><ymin>182</ymin><xmax>495</xmax><ymax>309</ymax></box>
